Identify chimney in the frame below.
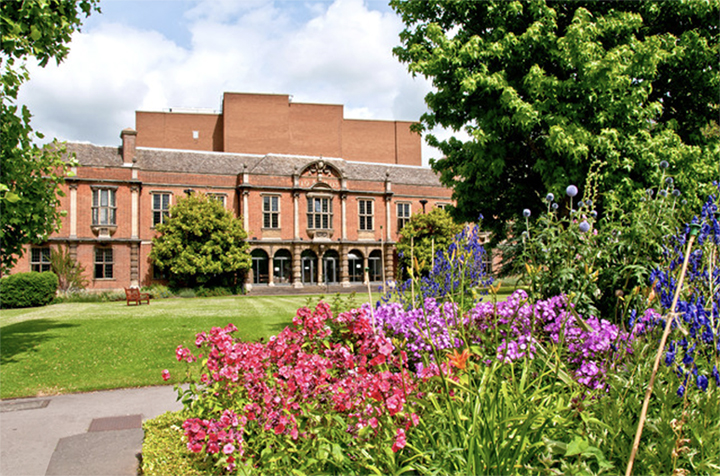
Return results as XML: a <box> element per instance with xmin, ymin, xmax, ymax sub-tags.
<box><xmin>121</xmin><ymin>128</ymin><xmax>137</xmax><ymax>165</ymax></box>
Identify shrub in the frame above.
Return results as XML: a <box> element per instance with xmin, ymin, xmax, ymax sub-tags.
<box><xmin>141</xmin><ymin>284</ymin><xmax>175</xmax><ymax>299</ymax></box>
<box><xmin>141</xmin><ymin>411</ymin><xmax>213</xmax><ymax>476</ymax></box>
<box><xmin>0</xmin><ymin>271</ymin><xmax>58</xmax><ymax>308</ymax></box>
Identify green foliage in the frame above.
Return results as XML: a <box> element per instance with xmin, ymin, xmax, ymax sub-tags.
<box><xmin>519</xmin><ymin>165</ymin><xmax>688</xmax><ymax>320</ymax></box>
<box><xmin>408</xmin><ymin>357</ymin><xmax>580</xmax><ymax>475</ymax></box>
<box><xmin>0</xmin><ymin>271</ymin><xmax>58</xmax><ymax>308</ymax></box>
<box><xmin>141</xmin><ymin>411</ymin><xmax>212</xmax><ymax>476</ymax></box>
<box><xmin>50</xmin><ymin>246</ymin><xmax>88</xmax><ymax>293</ymax></box>
<box><xmin>150</xmin><ymin>193</ymin><xmax>251</xmax><ymax>288</ymax></box>
<box><xmin>52</xmin><ymin>290</ymin><xmax>126</xmax><ymax>304</ymax></box>
<box><xmin>396</xmin><ymin>207</ymin><xmax>463</xmax><ymax>277</ymax></box>
<box><xmin>140</xmin><ymin>284</ymin><xmax>175</xmax><ymax>299</ymax></box>
<box><xmin>391</xmin><ymin>0</ymin><xmax>719</xmax><ymax>242</ymax></box>
<box><xmin>0</xmin><ymin>0</ymin><xmax>99</xmax><ymax>273</ymax></box>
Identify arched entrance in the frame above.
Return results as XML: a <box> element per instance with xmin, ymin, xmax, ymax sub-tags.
<box><xmin>348</xmin><ymin>249</ymin><xmax>364</xmax><ymax>283</ymax></box>
<box><xmin>368</xmin><ymin>249</ymin><xmax>383</xmax><ymax>282</ymax></box>
<box><xmin>301</xmin><ymin>249</ymin><xmax>318</xmax><ymax>284</ymax></box>
<box><xmin>323</xmin><ymin>250</ymin><xmax>339</xmax><ymax>284</ymax></box>
<box><xmin>251</xmin><ymin>249</ymin><xmax>269</xmax><ymax>284</ymax></box>
<box><xmin>273</xmin><ymin>249</ymin><xmax>292</xmax><ymax>285</ymax></box>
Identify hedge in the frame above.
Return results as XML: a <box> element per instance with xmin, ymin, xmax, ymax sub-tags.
<box><xmin>0</xmin><ymin>272</ymin><xmax>58</xmax><ymax>309</ymax></box>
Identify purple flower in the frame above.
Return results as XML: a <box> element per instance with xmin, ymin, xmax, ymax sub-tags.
<box><xmin>546</xmin><ymin>193</ymin><xmax>554</xmax><ymax>202</ymax></box>
<box><xmin>566</xmin><ymin>185</ymin><xmax>578</xmax><ymax>197</ymax></box>
<box><xmin>697</xmin><ymin>374</ymin><xmax>709</xmax><ymax>391</ymax></box>
<box><xmin>579</xmin><ymin>221</ymin><xmax>591</xmax><ymax>233</ymax></box>
<box><xmin>660</xmin><ymin>160</ymin><xmax>669</xmax><ymax>169</ymax></box>
<box><xmin>523</xmin><ymin>209</ymin><xmax>531</xmax><ymax>218</ymax></box>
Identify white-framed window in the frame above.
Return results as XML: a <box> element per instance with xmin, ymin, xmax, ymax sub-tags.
<box><xmin>263</xmin><ymin>195</ymin><xmax>280</xmax><ymax>229</ymax></box>
<box><xmin>92</xmin><ymin>188</ymin><xmax>116</xmax><ymax>226</ymax></box>
<box><xmin>94</xmin><ymin>247</ymin><xmax>113</xmax><ymax>279</ymax></box>
<box><xmin>31</xmin><ymin>247</ymin><xmax>51</xmax><ymax>272</ymax></box>
<box><xmin>397</xmin><ymin>202</ymin><xmax>411</xmax><ymax>231</ymax></box>
<box><xmin>358</xmin><ymin>199</ymin><xmax>374</xmax><ymax>231</ymax></box>
<box><xmin>307</xmin><ymin>196</ymin><xmax>332</xmax><ymax>230</ymax></box>
<box><xmin>152</xmin><ymin>192</ymin><xmax>171</xmax><ymax>227</ymax></box>
<box><xmin>436</xmin><ymin>202</ymin><xmax>450</xmax><ymax>210</ymax></box>
<box><xmin>208</xmin><ymin>193</ymin><xmax>227</xmax><ymax>208</ymax></box>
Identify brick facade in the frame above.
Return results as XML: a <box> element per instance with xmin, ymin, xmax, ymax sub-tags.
<box><xmin>12</xmin><ymin>93</ymin><xmax>454</xmax><ymax>291</ymax></box>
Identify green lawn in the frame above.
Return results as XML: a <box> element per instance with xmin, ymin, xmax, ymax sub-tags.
<box><xmin>0</xmin><ymin>294</ymin><xmax>369</xmax><ymax>399</ymax></box>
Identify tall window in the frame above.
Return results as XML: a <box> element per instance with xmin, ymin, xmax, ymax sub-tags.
<box><xmin>152</xmin><ymin>193</ymin><xmax>171</xmax><ymax>226</ymax></box>
<box><xmin>263</xmin><ymin>195</ymin><xmax>280</xmax><ymax>228</ymax></box>
<box><xmin>31</xmin><ymin>247</ymin><xmax>51</xmax><ymax>272</ymax></box>
<box><xmin>92</xmin><ymin>188</ymin><xmax>116</xmax><ymax>225</ymax></box>
<box><xmin>397</xmin><ymin>202</ymin><xmax>411</xmax><ymax>231</ymax></box>
<box><xmin>94</xmin><ymin>247</ymin><xmax>113</xmax><ymax>279</ymax></box>
<box><xmin>358</xmin><ymin>199</ymin><xmax>374</xmax><ymax>231</ymax></box>
<box><xmin>307</xmin><ymin>197</ymin><xmax>332</xmax><ymax>230</ymax></box>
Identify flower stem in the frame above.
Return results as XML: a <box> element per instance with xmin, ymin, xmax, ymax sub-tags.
<box><xmin>625</xmin><ymin>232</ymin><xmax>696</xmax><ymax>476</ymax></box>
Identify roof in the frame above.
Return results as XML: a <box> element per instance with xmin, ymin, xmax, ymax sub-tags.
<box><xmin>66</xmin><ymin>143</ymin><xmax>444</xmax><ymax>187</ymax></box>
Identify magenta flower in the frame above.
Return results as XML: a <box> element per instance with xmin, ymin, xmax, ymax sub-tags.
<box><xmin>161</xmin><ymin>369</ymin><xmax>170</xmax><ymax>381</ymax></box>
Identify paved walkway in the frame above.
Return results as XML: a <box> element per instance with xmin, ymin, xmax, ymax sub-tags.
<box><xmin>0</xmin><ymin>386</ymin><xmax>183</xmax><ymax>476</ymax></box>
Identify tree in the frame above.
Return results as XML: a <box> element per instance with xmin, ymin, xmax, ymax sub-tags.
<box><xmin>391</xmin><ymin>0</ymin><xmax>719</xmax><ymax>241</ymax></box>
<box><xmin>1</xmin><ymin>0</ymin><xmax>99</xmax><ymax>274</ymax></box>
<box><xmin>150</xmin><ymin>193</ymin><xmax>252</xmax><ymax>288</ymax></box>
<box><xmin>50</xmin><ymin>246</ymin><xmax>88</xmax><ymax>294</ymax></box>
<box><xmin>396</xmin><ymin>207</ymin><xmax>463</xmax><ymax>277</ymax></box>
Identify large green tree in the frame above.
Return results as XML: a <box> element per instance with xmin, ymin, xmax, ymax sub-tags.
<box><xmin>150</xmin><ymin>193</ymin><xmax>252</xmax><ymax>288</ymax></box>
<box><xmin>392</xmin><ymin>0</ymin><xmax>719</xmax><ymax>241</ymax></box>
<box><xmin>1</xmin><ymin>0</ymin><xmax>99</xmax><ymax>273</ymax></box>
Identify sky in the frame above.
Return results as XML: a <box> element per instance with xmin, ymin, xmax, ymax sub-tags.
<box><xmin>17</xmin><ymin>0</ymin><xmax>447</xmax><ymax>166</ymax></box>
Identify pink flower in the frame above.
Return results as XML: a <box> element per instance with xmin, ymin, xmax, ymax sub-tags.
<box><xmin>223</xmin><ymin>443</ymin><xmax>235</xmax><ymax>455</ymax></box>
<box><xmin>392</xmin><ymin>428</ymin><xmax>406</xmax><ymax>452</ymax></box>
<box><xmin>161</xmin><ymin>369</ymin><xmax>170</xmax><ymax>381</ymax></box>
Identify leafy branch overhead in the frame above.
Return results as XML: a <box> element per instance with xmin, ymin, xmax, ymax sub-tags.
<box><xmin>391</xmin><ymin>0</ymin><xmax>719</xmax><ymax>241</ymax></box>
<box><xmin>0</xmin><ymin>0</ymin><xmax>100</xmax><ymax>273</ymax></box>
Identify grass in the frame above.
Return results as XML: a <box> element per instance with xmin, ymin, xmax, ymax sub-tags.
<box><xmin>0</xmin><ymin>293</ymin><xmax>371</xmax><ymax>399</ymax></box>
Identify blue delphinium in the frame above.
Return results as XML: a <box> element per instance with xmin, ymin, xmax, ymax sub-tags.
<box><xmin>651</xmin><ymin>182</ymin><xmax>720</xmax><ymax>393</ymax></box>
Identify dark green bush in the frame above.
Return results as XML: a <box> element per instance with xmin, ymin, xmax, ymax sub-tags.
<box><xmin>0</xmin><ymin>272</ymin><xmax>58</xmax><ymax>308</ymax></box>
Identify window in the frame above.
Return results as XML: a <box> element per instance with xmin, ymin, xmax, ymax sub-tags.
<box><xmin>397</xmin><ymin>202</ymin><xmax>411</xmax><ymax>231</ymax></box>
<box><xmin>92</xmin><ymin>188</ymin><xmax>116</xmax><ymax>226</ymax></box>
<box><xmin>31</xmin><ymin>247</ymin><xmax>51</xmax><ymax>272</ymax></box>
<box><xmin>152</xmin><ymin>193</ymin><xmax>171</xmax><ymax>226</ymax></box>
<box><xmin>307</xmin><ymin>196</ymin><xmax>332</xmax><ymax>230</ymax></box>
<box><xmin>263</xmin><ymin>195</ymin><xmax>280</xmax><ymax>228</ymax></box>
<box><xmin>358</xmin><ymin>199</ymin><xmax>374</xmax><ymax>231</ymax></box>
<box><xmin>436</xmin><ymin>203</ymin><xmax>449</xmax><ymax>210</ymax></box>
<box><xmin>209</xmin><ymin>193</ymin><xmax>226</xmax><ymax>207</ymax></box>
<box><xmin>94</xmin><ymin>247</ymin><xmax>113</xmax><ymax>279</ymax></box>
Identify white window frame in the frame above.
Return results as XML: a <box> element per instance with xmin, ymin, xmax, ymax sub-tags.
<box><xmin>152</xmin><ymin>192</ymin><xmax>172</xmax><ymax>227</ymax></box>
<box><xmin>262</xmin><ymin>195</ymin><xmax>280</xmax><ymax>229</ymax></box>
<box><xmin>358</xmin><ymin>198</ymin><xmax>374</xmax><ymax>231</ymax></box>
<box><xmin>31</xmin><ymin>247</ymin><xmax>51</xmax><ymax>272</ymax></box>
<box><xmin>397</xmin><ymin>202</ymin><xmax>411</xmax><ymax>231</ymax></box>
<box><xmin>307</xmin><ymin>196</ymin><xmax>333</xmax><ymax>230</ymax></box>
<box><xmin>94</xmin><ymin>247</ymin><xmax>114</xmax><ymax>280</ymax></box>
<box><xmin>92</xmin><ymin>187</ymin><xmax>117</xmax><ymax>226</ymax></box>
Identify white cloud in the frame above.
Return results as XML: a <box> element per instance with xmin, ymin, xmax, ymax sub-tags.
<box><xmin>17</xmin><ymin>0</ymin><xmax>442</xmax><ymax>163</ymax></box>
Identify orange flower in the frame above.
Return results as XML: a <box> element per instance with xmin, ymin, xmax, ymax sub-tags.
<box><xmin>448</xmin><ymin>348</ymin><xmax>470</xmax><ymax>370</ymax></box>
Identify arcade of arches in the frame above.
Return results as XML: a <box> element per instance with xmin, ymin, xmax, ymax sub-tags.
<box><xmin>249</xmin><ymin>245</ymin><xmax>388</xmax><ymax>288</ymax></box>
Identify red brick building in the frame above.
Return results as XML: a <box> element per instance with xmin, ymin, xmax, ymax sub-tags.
<box><xmin>13</xmin><ymin>92</ymin><xmax>454</xmax><ymax>291</ymax></box>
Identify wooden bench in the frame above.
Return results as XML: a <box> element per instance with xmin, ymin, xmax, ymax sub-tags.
<box><xmin>125</xmin><ymin>287</ymin><xmax>150</xmax><ymax>305</ymax></box>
